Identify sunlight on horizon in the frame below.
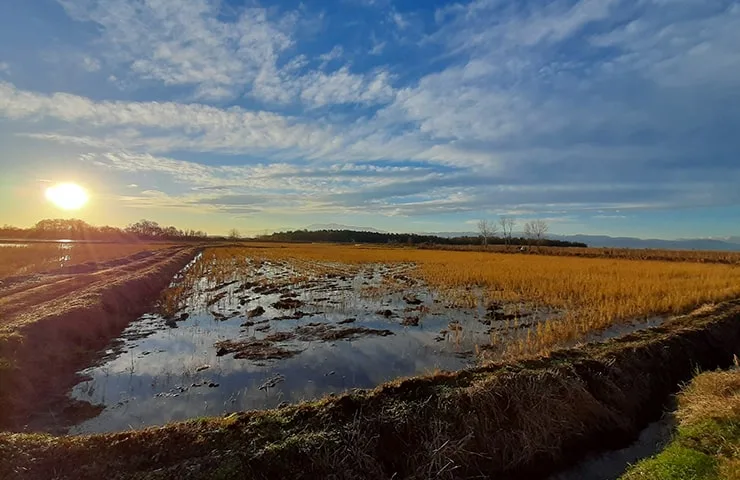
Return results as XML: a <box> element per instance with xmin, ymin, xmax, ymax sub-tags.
<box><xmin>45</xmin><ymin>183</ymin><xmax>89</xmax><ymax>211</ymax></box>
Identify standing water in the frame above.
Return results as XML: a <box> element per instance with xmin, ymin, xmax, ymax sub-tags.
<box><xmin>63</xmin><ymin>256</ymin><xmax>663</xmax><ymax>434</ymax></box>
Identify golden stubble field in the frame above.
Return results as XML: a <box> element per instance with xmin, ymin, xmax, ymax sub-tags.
<box><xmin>177</xmin><ymin>243</ymin><xmax>740</xmax><ymax>359</ymax></box>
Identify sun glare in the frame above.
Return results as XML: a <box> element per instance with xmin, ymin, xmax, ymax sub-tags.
<box><xmin>45</xmin><ymin>183</ymin><xmax>89</xmax><ymax>210</ymax></box>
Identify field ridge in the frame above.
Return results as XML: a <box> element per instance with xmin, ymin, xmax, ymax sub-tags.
<box><xmin>1</xmin><ymin>299</ymin><xmax>738</xmax><ymax>479</ymax></box>
<box><xmin>0</xmin><ymin>246</ymin><xmax>201</xmax><ymax>430</ymax></box>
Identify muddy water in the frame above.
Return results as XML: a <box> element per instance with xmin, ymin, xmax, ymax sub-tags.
<box><xmin>549</xmin><ymin>413</ymin><xmax>675</xmax><ymax>480</ymax></box>
<box><xmin>65</xmin><ymin>258</ymin><xmax>662</xmax><ymax>434</ymax></box>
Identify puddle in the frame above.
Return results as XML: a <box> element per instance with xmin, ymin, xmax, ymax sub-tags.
<box><xmin>63</xmin><ymin>257</ymin><xmax>662</xmax><ymax>434</ymax></box>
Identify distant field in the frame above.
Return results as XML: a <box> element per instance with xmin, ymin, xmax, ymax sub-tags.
<box><xmin>192</xmin><ymin>243</ymin><xmax>740</xmax><ymax>358</ymax></box>
<box><xmin>419</xmin><ymin>243</ymin><xmax>740</xmax><ymax>264</ymax></box>
<box><xmin>0</xmin><ymin>242</ymin><xmax>175</xmax><ymax>279</ymax></box>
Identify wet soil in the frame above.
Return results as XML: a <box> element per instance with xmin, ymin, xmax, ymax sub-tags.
<box><xmin>215</xmin><ymin>339</ymin><xmax>302</xmax><ymax>360</ymax></box>
<box><xmin>4</xmin><ymin>300</ymin><xmax>739</xmax><ymax>480</ymax></box>
<box><xmin>56</xmin><ymin>256</ymin><xmax>665</xmax><ymax>434</ymax></box>
<box><xmin>0</xmin><ymin>246</ymin><xmax>200</xmax><ymax>431</ymax></box>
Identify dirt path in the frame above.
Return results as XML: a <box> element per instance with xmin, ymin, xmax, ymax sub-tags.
<box><xmin>0</xmin><ymin>249</ymin><xmax>172</xmax><ymax>325</ymax></box>
<box><xmin>0</xmin><ymin>246</ymin><xmax>199</xmax><ymax>430</ymax></box>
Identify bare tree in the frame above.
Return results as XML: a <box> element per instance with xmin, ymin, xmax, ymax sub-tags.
<box><xmin>523</xmin><ymin>219</ymin><xmax>549</xmax><ymax>247</ymax></box>
<box><xmin>477</xmin><ymin>219</ymin><xmax>498</xmax><ymax>247</ymax></box>
<box><xmin>498</xmin><ymin>216</ymin><xmax>516</xmax><ymax>247</ymax></box>
<box><xmin>228</xmin><ymin>228</ymin><xmax>241</xmax><ymax>240</ymax></box>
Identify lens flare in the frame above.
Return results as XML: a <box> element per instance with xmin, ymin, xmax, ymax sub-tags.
<box><xmin>45</xmin><ymin>183</ymin><xmax>89</xmax><ymax>210</ymax></box>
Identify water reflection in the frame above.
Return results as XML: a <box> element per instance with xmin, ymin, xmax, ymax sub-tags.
<box><xmin>70</xmin><ymin>311</ymin><xmax>476</xmax><ymax>433</ymax></box>
<box><xmin>66</xmin><ymin>258</ymin><xmax>659</xmax><ymax>434</ymax></box>
<box><xmin>67</xmin><ymin>260</ymin><xmax>497</xmax><ymax>433</ymax></box>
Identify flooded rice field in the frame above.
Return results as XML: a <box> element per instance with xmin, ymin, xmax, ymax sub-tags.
<box><xmin>65</xmin><ymin>254</ymin><xmax>663</xmax><ymax>434</ymax></box>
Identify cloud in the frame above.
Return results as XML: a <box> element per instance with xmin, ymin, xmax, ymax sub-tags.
<box><xmin>390</xmin><ymin>11</ymin><xmax>409</xmax><ymax>30</ymax></box>
<box><xmin>55</xmin><ymin>0</ymin><xmax>396</xmax><ymax>107</ymax></box>
<box><xmin>2</xmin><ymin>0</ymin><xmax>740</xmax><ymax>226</ymax></box>
<box><xmin>318</xmin><ymin>46</ymin><xmax>344</xmax><ymax>66</ymax></box>
<box><xmin>81</xmin><ymin>56</ymin><xmax>101</xmax><ymax>72</ymax></box>
<box><xmin>0</xmin><ymin>81</ymin><xmax>332</xmax><ymax>154</ymax></box>
<box><xmin>298</xmin><ymin>68</ymin><xmax>395</xmax><ymax>108</ymax></box>
<box><xmin>591</xmin><ymin>2</ymin><xmax>740</xmax><ymax>87</ymax></box>
<box><xmin>369</xmin><ymin>38</ymin><xmax>387</xmax><ymax>55</ymax></box>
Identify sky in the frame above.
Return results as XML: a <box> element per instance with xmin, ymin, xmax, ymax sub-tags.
<box><xmin>0</xmin><ymin>0</ymin><xmax>739</xmax><ymax>238</ymax></box>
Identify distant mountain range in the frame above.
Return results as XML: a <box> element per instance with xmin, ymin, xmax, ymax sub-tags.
<box><xmin>548</xmin><ymin>234</ymin><xmax>740</xmax><ymax>251</ymax></box>
<box><xmin>299</xmin><ymin>224</ymin><xmax>740</xmax><ymax>251</ymax></box>
<box><xmin>304</xmin><ymin>223</ymin><xmax>386</xmax><ymax>233</ymax></box>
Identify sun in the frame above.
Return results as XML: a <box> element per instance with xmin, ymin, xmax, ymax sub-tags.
<box><xmin>45</xmin><ymin>183</ymin><xmax>89</xmax><ymax>210</ymax></box>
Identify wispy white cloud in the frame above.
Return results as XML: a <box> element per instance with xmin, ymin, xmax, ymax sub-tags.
<box><xmin>55</xmin><ymin>0</ymin><xmax>395</xmax><ymax>107</ymax></box>
<box><xmin>81</xmin><ymin>56</ymin><xmax>101</xmax><ymax>72</ymax></box>
<box><xmin>318</xmin><ymin>46</ymin><xmax>344</xmax><ymax>66</ymax></box>
<box><xmin>1</xmin><ymin>0</ymin><xmax>740</xmax><ymax>228</ymax></box>
<box><xmin>390</xmin><ymin>11</ymin><xmax>409</xmax><ymax>30</ymax></box>
<box><xmin>0</xmin><ymin>81</ymin><xmax>332</xmax><ymax>153</ymax></box>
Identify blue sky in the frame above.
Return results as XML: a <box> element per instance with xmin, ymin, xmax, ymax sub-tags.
<box><xmin>1</xmin><ymin>0</ymin><xmax>739</xmax><ymax>238</ymax></box>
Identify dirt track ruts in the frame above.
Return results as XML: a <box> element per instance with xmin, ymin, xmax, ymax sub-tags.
<box><xmin>0</xmin><ymin>245</ymin><xmax>200</xmax><ymax>430</ymax></box>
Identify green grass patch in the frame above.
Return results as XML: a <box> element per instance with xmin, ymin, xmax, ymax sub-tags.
<box><xmin>621</xmin><ymin>369</ymin><xmax>740</xmax><ymax>480</ymax></box>
<box><xmin>681</xmin><ymin>419</ymin><xmax>740</xmax><ymax>457</ymax></box>
<box><xmin>622</xmin><ymin>444</ymin><xmax>718</xmax><ymax>480</ymax></box>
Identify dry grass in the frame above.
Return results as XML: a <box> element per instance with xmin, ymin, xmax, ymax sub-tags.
<box><xmin>425</xmin><ymin>244</ymin><xmax>740</xmax><ymax>264</ymax></box>
<box><xmin>0</xmin><ymin>242</ymin><xmax>173</xmax><ymax>279</ymax></box>
<box><xmin>178</xmin><ymin>244</ymin><xmax>740</xmax><ymax>358</ymax></box>
<box><xmin>677</xmin><ymin>368</ymin><xmax>740</xmax><ymax>427</ymax></box>
<box><xmin>3</xmin><ymin>300</ymin><xmax>739</xmax><ymax>480</ymax></box>
<box><xmin>621</xmin><ymin>367</ymin><xmax>740</xmax><ymax>480</ymax></box>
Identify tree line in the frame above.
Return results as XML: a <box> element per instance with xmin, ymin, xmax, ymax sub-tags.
<box><xmin>259</xmin><ymin>228</ymin><xmax>586</xmax><ymax>248</ymax></box>
<box><xmin>477</xmin><ymin>217</ymin><xmax>551</xmax><ymax>247</ymax></box>
<box><xmin>0</xmin><ymin>219</ymin><xmax>209</xmax><ymax>241</ymax></box>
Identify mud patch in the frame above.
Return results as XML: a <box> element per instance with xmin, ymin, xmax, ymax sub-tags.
<box><xmin>294</xmin><ymin>323</ymin><xmax>394</xmax><ymax>341</ymax></box>
<box><xmin>246</xmin><ymin>306</ymin><xmax>265</xmax><ymax>318</ymax></box>
<box><xmin>271</xmin><ymin>298</ymin><xmax>304</xmax><ymax>310</ymax></box>
<box><xmin>214</xmin><ymin>339</ymin><xmax>301</xmax><ymax>360</ymax></box>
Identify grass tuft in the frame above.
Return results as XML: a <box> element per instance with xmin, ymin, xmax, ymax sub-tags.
<box><xmin>621</xmin><ymin>368</ymin><xmax>740</xmax><ymax>480</ymax></box>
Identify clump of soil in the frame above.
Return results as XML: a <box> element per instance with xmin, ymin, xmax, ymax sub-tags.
<box><xmin>401</xmin><ymin>316</ymin><xmax>420</xmax><ymax>326</ymax></box>
<box><xmin>211</xmin><ymin>311</ymin><xmax>236</xmax><ymax>321</ymax></box>
<box><xmin>393</xmin><ymin>274</ymin><xmax>416</xmax><ymax>285</ymax></box>
<box><xmin>235</xmin><ymin>281</ymin><xmax>259</xmax><ymax>293</ymax></box>
<box><xmin>253</xmin><ymin>284</ymin><xmax>287</xmax><ymax>295</ymax></box>
<box><xmin>259</xmin><ymin>373</ymin><xmax>285</xmax><ymax>390</ymax></box>
<box><xmin>272</xmin><ymin>298</ymin><xmax>304</xmax><ymax>310</ymax></box>
<box><xmin>164</xmin><ymin>312</ymin><xmax>189</xmax><ymax>328</ymax></box>
<box><xmin>403</xmin><ymin>295</ymin><xmax>422</xmax><ymax>305</ymax></box>
<box><xmin>247</xmin><ymin>306</ymin><xmax>266</xmax><ymax>318</ymax></box>
<box><xmin>295</xmin><ymin>323</ymin><xmax>394</xmax><ymax>341</ymax></box>
<box><xmin>273</xmin><ymin>311</ymin><xmax>312</xmax><ymax>320</ymax></box>
<box><xmin>263</xmin><ymin>331</ymin><xmax>296</xmax><ymax>342</ymax></box>
<box><xmin>241</xmin><ymin>319</ymin><xmax>268</xmax><ymax>327</ymax></box>
<box><xmin>206</xmin><ymin>280</ymin><xmax>239</xmax><ymax>292</ymax></box>
<box><xmin>206</xmin><ymin>292</ymin><xmax>227</xmax><ymax>307</ymax></box>
<box><xmin>214</xmin><ymin>339</ymin><xmax>300</xmax><ymax>360</ymax></box>
<box><xmin>480</xmin><ymin>302</ymin><xmax>534</xmax><ymax>325</ymax></box>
